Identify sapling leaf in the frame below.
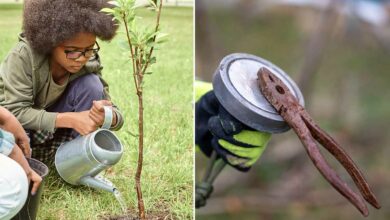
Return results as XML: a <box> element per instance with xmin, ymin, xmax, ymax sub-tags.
<box><xmin>107</xmin><ymin>1</ymin><xmax>120</xmax><ymax>7</ymax></box>
<box><xmin>146</xmin><ymin>31</ymin><xmax>158</xmax><ymax>41</ymax></box>
<box><xmin>146</xmin><ymin>41</ymin><xmax>156</xmax><ymax>48</ymax></box>
<box><xmin>155</xmin><ymin>34</ymin><xmax>168</xmax><ymax>44</ymax></box>
<box><xmin>156</xmin><ymin>39</ymin><xmax>168</xmax><ymax>44</ymax></box>
<box><xmin>127</xmin><ymin>14</ymin><xmax>135</xmax><ymax>23</ymax></box>
<box><xmin>156</xmin><ymin>32</ymin><xmax>169</xmax><ymax>41</ymax></box>
<box><xmin>100</xmin><ymin>8</ymin><xmax>115</xmax><ymax>14</ymax></box>
<box><xmin>132</xmin><ymin>3</ymin><xmax>145</xmax><ymax>10</ymax></box>
<box><xmin>128</xmin><ymin>30</ymin><xmax>137</xmax><ymax>41</ymax></box>
<box><xmin>148</xmin><ymin>0</ymin><xmax>157</xmax><ymax>8</ymax></box>
<box><xmin>149</xmin><ymin>57</ymin><xmax>156</xmax><ymax>64</ymax></box>
<box><xmin>126</xmin><ymin>130</ymin><xmax>139</xmax><ymax>137</ymax></box>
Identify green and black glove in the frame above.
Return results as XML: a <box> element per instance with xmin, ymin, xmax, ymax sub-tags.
<box><xmin>196</xmin><ymin>89</ymin><xmax>271</xmax><ymax>172</ymax></box>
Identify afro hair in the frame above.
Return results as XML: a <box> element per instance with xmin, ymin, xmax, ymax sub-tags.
<box><xmin>23</xmin><ymin>0</ymin><xmax>118</xmax><ymax>55</ymax></box>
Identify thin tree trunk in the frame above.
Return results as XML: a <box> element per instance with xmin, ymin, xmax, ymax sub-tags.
<box><xmin>121</xmin><ymin>1</ymin><xmax>163</xmax><ymax>219</ymax></box>
<box><xmin>135</xmin><ymin>91</ymin><xmax>145</xmax><ymax>219</ymax></box>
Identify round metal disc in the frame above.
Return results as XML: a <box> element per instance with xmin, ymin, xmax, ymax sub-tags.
<box><xmin>213</xmin><ymin>53</ymin><xmax>304</xmax><ymax>133</ymax></box>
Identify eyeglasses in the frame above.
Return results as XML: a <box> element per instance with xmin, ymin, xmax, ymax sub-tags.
<box><xmin>64</xmin><ymin>42</ymin><xmax>100</xmax><ymax>60</ymax></box>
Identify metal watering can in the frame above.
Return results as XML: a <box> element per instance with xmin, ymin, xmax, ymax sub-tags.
<box><xmin>55</xmin><ymin>106</ymin><xmax>123</xmax><ymax>193</ymax></box>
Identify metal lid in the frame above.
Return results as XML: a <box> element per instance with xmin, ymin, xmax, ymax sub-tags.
<box><xmin>213</xmin><ymin>53</ymin><xmax>304</xmax><ymax>133</ymax></box>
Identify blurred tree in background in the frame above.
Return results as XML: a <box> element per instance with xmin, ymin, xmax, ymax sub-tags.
<box><xmin>196</xmin><ymin>0</ymin><xmax>390</xmax><ymax>219</ymax></box>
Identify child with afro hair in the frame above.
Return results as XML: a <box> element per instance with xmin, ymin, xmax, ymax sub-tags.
<box><xmin>0</xmin><ymin>0</ymin><xmax>124</xmax><ymax>164</ymax></box>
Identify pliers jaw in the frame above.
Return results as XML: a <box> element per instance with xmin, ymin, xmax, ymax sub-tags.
<box><xmin>258</xmin><ymin>67</ymin><xmax>381</xmax><ymax>217</ymax></box>
<box><xmin>258</xmin><ymin>68</ymin><xmax>285</xmax><ymax>113</ymax></box>
<box><xmin>258</xmin><ymin>67</ymin><xmax>302</xmax><ymax>117</ymax></box>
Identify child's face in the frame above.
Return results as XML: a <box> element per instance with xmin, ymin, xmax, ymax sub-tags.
<box><xmin>52</xmin><ymin>32</ymin><xmax>97</xmax><ymax>74</ymax></box>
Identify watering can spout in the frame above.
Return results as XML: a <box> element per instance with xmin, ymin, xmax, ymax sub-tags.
<box><xmin>80</xmin><ymin>176</ymin><xmax>116</xmax><ymax>193</ymax></box>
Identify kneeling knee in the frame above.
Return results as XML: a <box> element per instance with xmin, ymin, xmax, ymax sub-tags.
<box><xmin>72</xmin><ymin>74</ymin><xmax>104</xmax><ymax>99</ymax></box>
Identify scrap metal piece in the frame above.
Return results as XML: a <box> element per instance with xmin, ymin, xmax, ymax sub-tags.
<box><xmin>258</xmin><ymin>67</ymin><xmax>380</xmax><ymax>217</ymax></box>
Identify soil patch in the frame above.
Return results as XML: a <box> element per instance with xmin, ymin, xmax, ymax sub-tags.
<box><xmin>101</xmin><ymin>212</ymin><xmax>171</xmax><ymax>220</ymax></box>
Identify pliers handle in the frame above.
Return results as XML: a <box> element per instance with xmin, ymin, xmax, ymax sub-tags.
<box><xmin>258</xmin><ymin>67</ymin><xmax>380</xmax><ymax>216</ymax></box>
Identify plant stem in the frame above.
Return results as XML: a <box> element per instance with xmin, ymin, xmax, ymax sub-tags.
<box><xmin>135</xmin><ymin>90</ymin><xmax>145</xmax><ymax>219</ymax></box>
<box><xmin>142</xmin><ymin>0</ymin><xmax>163</xmax><ymax>74</ymax></box>
<box><xmin>121</xmin><ymin>1</ymin><xmax>164</xmax><ymax>219</ymax></box>
<box><xmin>123</xmin><ymin>13</ymin><xmax>139</xmax><ymax>90</ymax></box>
<box><xmin>122</xmin><ymin>10</ymin><xmax>146</xmax><ymax>220</ymax></box>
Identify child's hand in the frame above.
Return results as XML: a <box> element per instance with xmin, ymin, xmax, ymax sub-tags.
<box><xmin>8</xmin><ymin>145</ymin><xmax>42</xmax><ymax>195</ymax></box>
<box><xmin>72</xmin><ymin>111</ymin><xmax>99</xmax><ymax>135</ymax></box>
<box><xmin>89</xmin><ymin>100</ymin><xmax>116</xmax><ymax>127</ymax></box>
<box><xmin>27</xmin><ymin>168</ymin><xmax>42</xmax><ymax>195</ymax></box>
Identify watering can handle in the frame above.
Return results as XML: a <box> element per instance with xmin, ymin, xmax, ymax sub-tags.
<box><xmin>101</xmin><ymin>106</ymin><xmax>113</xmax><ymax>129</ymax></box>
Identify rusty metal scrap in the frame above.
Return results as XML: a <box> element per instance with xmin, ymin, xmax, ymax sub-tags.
<box><xmin>257</xmin><ymin>67</ymin><xmax>380</xmax><ymax>217</ymax></box>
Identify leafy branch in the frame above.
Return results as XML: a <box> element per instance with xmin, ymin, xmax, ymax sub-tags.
<box><xmin>101</xmin><ymin>0</ymin><xmax>165</xmax><ymax>219</ymax></box>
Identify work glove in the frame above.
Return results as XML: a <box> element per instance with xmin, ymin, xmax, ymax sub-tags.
<box><xmin>195</xmin><ymin>90</ymin><xmax>271</xmax><ymax>172</ymax></box>
<box><xmin>195</xmin><ymin>90</ymin><xmax>219</xmax><ymax>157</ymax></box>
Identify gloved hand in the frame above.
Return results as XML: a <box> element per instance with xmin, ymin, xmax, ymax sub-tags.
<box><xmin>195</xmin><ymin>90</ymin><xmax>271</xmax><ymax>172</ymax></box>
<box><xmin>195</xmin><ymin>90</ymin><xmax>219</xmax><ymax>157</ymax></box>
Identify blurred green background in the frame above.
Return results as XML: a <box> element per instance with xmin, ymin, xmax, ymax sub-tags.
<box><xmin>195</xmin><ymin>0</ymin><xmax>390</xmax><ymax>219</ymax></box>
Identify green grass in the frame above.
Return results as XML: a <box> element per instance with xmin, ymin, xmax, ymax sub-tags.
<box><xmin>0</xmin><ymin>5</ymin><xmax>193</xmax><ymax>220</ymax></box>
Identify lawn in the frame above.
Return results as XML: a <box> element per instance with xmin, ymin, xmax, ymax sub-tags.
<box><xmin>0</xmin><ymin>4</ymin><xmax>193</xmax><ymax>220</ymax></box>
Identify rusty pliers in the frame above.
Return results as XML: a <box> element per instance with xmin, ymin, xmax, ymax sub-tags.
<box><xmin>257</xmin><ymin>67</ymin><xmax>380</xmax><ymax>216</ymax></box>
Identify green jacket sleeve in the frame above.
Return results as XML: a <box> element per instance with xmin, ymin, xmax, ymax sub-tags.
<box><xmin>0</xmin><ymin>48</ymin><xmax>57</xmax><ymax>132</ymax></box>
